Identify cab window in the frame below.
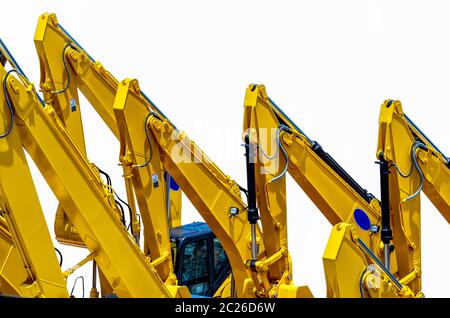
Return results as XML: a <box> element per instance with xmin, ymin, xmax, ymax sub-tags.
<box><xmin>213</xmin><ymin>238</ymin><xmax>228</xmax><ymax>280</ymax></box>
<box><xmin>181</xmin><ymin>239</ymin><xmax>209</xmax><ymax>295</ymax></box>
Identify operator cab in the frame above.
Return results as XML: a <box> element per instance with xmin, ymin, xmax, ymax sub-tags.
<box><xmin>169</xmin><ymin>222</ymin><xmax>231</xmax><ymax>297</ymax></box>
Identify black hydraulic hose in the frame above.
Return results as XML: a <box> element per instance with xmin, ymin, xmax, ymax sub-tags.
<box><xmin>135</xmin><ymin>112</ymin><xmax>153</xmax><ymax>168</ymax></box>
<box><xmin>1</xmin><ymin>70</ymin><xmax>16</xmax><ymax>138</ymax></box>
<box><xmin>55</xmin><ymin>248</ymin><xmax>63</xmax><ymax>266</ymax></box>
<box><xmin>97</xmin><ymin>167</ymin><xmax>133</xmax><ymax>231</ymax></box>
<box><xmin>115</xmin><ymin>194</ymin><xmax>133</xmax><ymax>231</ymax></box>
<box><xmin>51</xmin><ymin>42</ymin><xmax>77</xmax><ymax>95</ymax></box>
<box><xmin>0</xmin><ymin>51</ymin><xmax>6</xmax><ymax>66</ymax></box>
<box><xmin>115</xmin><ymin>199</ymin><xmax>126</xmax><ymax>226</ymax></box>
<box><xmin>97</xmin><ymin>168</ymin><xmax>112</xmax><ymax>190</ymax></box>
<box><xmin>238</xmin><ymin>185</ymin><xmax>249</xmax><ymax>203</ymax></box>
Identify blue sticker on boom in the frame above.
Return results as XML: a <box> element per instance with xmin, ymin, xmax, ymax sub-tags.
<box><xmin>164</xmin><ymin>171</ymin><xmax>180</xmax><ymax>191</ymax></box>
<box><xmin>169</xmin><ymin>176</ymin><xmax>180</xmax><ymax>191</ymax></box>
<box><xmin>353</xmin><ymin>208</ymin><xmax>371</xmax><ymax>231</ymax></box>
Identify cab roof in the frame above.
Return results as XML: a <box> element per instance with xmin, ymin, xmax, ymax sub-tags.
<box><xmin>169</xmin><ymin>222</ymin><xmax>212</xmax><ymax>241</ymax></box>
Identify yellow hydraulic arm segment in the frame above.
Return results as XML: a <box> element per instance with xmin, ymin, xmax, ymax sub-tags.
<box><xmin>377</xmin><ymin>99</ymin><xmax>450</xmax><ymax>296</ymax></box>
<box><xmin>34</xmin><ymin>12</ymin><xmax>181</xmax><ymax>258</ymax></box>
<box><xmin>0</xmin><ymin>42</ymin><xmax>68</xmax><ymax>298</ymax></box>
<box><xmin>0</xmin><ymin>57</ymin><xmax>189</xmax><ymax>298</ymax></box>
<box><xmin>243</xmin><ymin>84</ymin><xmax>417</xmax><ymax>297</ymax></box>
<box><xmin>0</xmin><ymin>217</ymin><xmax>31</xmax><ymax>296</ymax></box>
<box><xmin>0</xmin><ymin>128</ymin><xmax>68</xmax><ymax>298</ymax></box>
<box><xmin>0</xmin><ymin>214</ymin><xmax>62</xmax><ymax>297</ymax></box>
<box><xmin>112</xmin><ymin>78</ymin><xmax>311</xmax><ymax>298</ymax></box>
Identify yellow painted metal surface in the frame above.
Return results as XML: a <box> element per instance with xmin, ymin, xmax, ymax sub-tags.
<box><xmin>0</xmin><ymin>65</ymin><xmax>68</xmax><ymax>297</ymax></box>
<box><xmin>376</xmin><ymin>99</ymin><xmax>450</xmax><ymax>295</ymax></box>
<box><xmin>0</xmin><ymin>216</ymin><xmax>49</xmax><ymax>297</ymax></box>
<box><xmin>113</xmin><ymin>79</ymin><xmax>175</xmax><ymax>282</ymax></box>
<box><xmin>323</xmin><ymin>224</ymin><xmax>368</xmax><ymax>297</ymax></box>
<box><xmin>1</xmin><ymin>65</ymin><xmax>188</xmax><ymax>297</ymax></box>
<box><xmin>377</xmin><ymin>100</ymin><xmax>421</xmax><ymax>294</ymax></box>
<box><xmin>33</xmin><ymin>13</ymin><xmax>303</xmax><ymax>298</ymax></box>
<box><xmin>113</xmin><ymin>78</ymin><xmax>256</xmax><ymax>297</ymax></box>
<box><xmin>111</xmin><ymin>78</ymin><xmax>310</xmax><ymax>297</ymax></box>
<box><xmin>243</xmin><ymin>85</ymin><xmax>290</xmax><ymax>281</ymax></box>
<box><xmin>34</xmin><ymin>12</ymin><xmax>182</xmax><ymax>251</ymax></box>
<box><xmin>244</xmin><ymin>84</ymin><xmax>416</xmax><ymax>297</ymax></box>
<box><xmin>0</xmin><ymin>11</ymin><xmax>435</xmax><ymax>298</ymax></box>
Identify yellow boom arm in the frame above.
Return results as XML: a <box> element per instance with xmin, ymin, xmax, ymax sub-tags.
<box><xmin>33</xmin><ymin>13</ymin><xmax>181</xmax><ymax>282</ymax></box>
<box><xmin>0</xmin><ymin>41</ymin><xmax>67</xmax><ymax>298</ymax></box>
<box><xmin>0</xmin><ymin>57</ymin><xmax>189</xmax><ymax>297</ymax></box>
<box><xmin>0</xmin><ymin>129</ymin><xmax>68</xmax><ymax>297</ymax></box>
<box><xmin>376</xmin><ymin>99</ymin><xmax>450</xmax><ymax>296</ymax></box>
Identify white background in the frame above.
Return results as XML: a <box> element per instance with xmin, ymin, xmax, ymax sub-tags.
<box><xmin>2</xmin><ymin>0</ymin><xmax>450</xmax><ymax>298</ymax></box>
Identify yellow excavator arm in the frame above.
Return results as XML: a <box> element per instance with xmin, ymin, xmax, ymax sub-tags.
<box><xmin>0</xmin><ymin>44</ymin><xmax>190</xmax><ymax>298</ymax></box>
<box><xmin>376</xmin><ymin>99</ymin><xmax>450</xmax><ymax>296</ymax></box>
<box><xmin>0</xmin><ymin>40</ymin><xmax>68</xmax><ymax>298</ymax></box>
<box><xmin>33</xmin><ymin>13</ymin><xmax>183</xmax><ymax>285</ymax></box>
<box><xmin>34</xmin><ymin>12</ymin><xmax>181</xmax><ymax>243</ymax></box>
